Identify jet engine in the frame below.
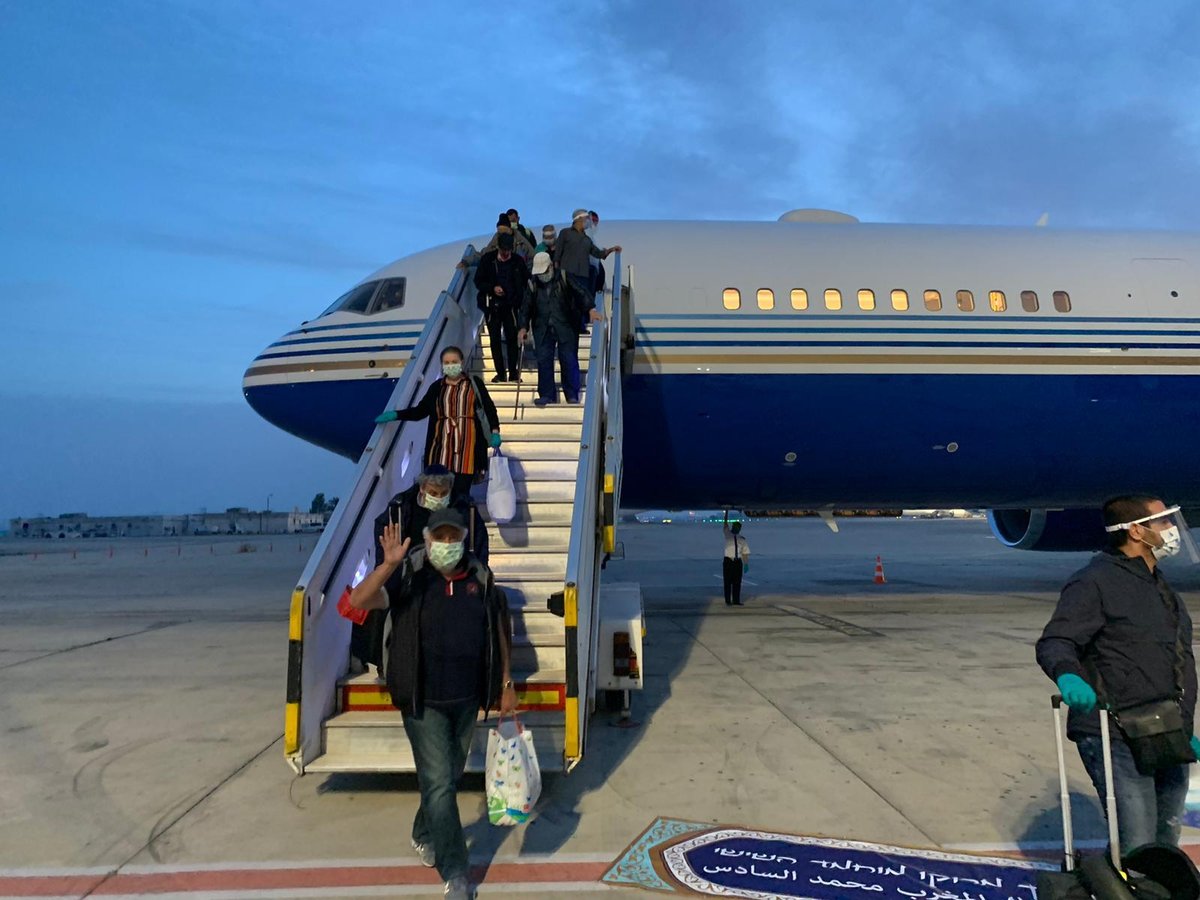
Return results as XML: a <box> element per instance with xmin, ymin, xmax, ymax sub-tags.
<box><xmin>986</xmin><ymin>508</ymin><xmax>1108</xmax><ymax>552</ymax></box>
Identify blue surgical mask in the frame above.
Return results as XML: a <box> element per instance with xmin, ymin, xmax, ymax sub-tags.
<box><xmin>443</xmin><ymin>362</ymin><xmax>463</xmax><ymax>378</ymax></box>
<box><xmin>427</xmin><ymin>540</ymin><xmax>464</xmax><ymax>570</ymax></box>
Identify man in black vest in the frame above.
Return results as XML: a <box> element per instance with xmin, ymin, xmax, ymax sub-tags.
<box><xmin>1036</xmin><ymin>495</ymin><xmax>1199</xmax><ymax>852</ymax></box>
<box><xmin>348</xmin><ymin>508</ymin><xmax>515</xmax><ymax>900</ymax></box>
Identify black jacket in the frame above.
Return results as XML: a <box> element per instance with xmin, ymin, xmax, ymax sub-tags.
<box><xmin>394</xmin><ymin>375</ymin><xmax>500</xmax><ymax>475</ymax></box>
<box><xmin>519</xmin><ymin>273</ymin><xmax>581</xmax><ymax>338</ymax></box>
<box><xmin>373</xmin><ymin>485</ymin><xmax>488</xmax><ymax>566</ymax></box>
<box><xmin>474</xmin><ymin>250</ymin><xmax>529</xmax><ymax>314</ymax></box>
<box><xmin>1036</xmin><ymin>550</ymin><xmax>1197</xmax><ymax>740</ymax></box>
<box><xmin>384</xmin><ymin>549</ymin><xmax>511</xmax><ymax>717</ymax></box>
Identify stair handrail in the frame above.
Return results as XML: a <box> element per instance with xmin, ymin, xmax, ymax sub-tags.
<box><xmin>285</xmin><ymin>245</ymin><xmax>485</xmax><ymax>772</ymax></box>
<box><xmin>602</xmin><ymin>264</ymin><xmax>627</xmax><ymax>554</ymax></box>
<box><xmin>561</xmin><ymin>252</ymin><xmax>621</xmax><ymax>770</ymax></box>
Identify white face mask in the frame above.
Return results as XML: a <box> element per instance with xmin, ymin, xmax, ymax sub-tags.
<box><xmin>1147</xmin><ymin>525</ymin><xmax>1183</xmax><ymax>560</ymax></box>
<box><xmin>427</xmin><ymin>540</ymin><xmax>464</xmax><ymax>570</ymax></box>
<box><xmin>537</xmin><ymin>271</ymin><xmax>553</xmax><ymax>284</ymax></box>
<box><xmin>443</xmin><ymin>362</ymin><xmax>462</xmax><ymax>378</ymax></box>
<box><xmin>418</xmin><ymin>490</ymin><xmax>450</xmax><ymax>511</ymax></box>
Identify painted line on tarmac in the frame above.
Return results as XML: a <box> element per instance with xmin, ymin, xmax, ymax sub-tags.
<box><xmin>0</xmin><ymin>621</ymin><xmax>188</xmax><ymax>671</ymax></box>
<box><xmin>772</xmin><ymin>603</ymin><xmax>885</xmax><ymax>637</ymax></box>
<box><xmin>0</xmin><ymin>857</ymin><xmax>614</xmax><ymax>898</ymax></box>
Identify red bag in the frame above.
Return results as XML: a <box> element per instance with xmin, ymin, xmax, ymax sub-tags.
<box><xmin>336</xmin><ymin>585</ymin><xmax>368</xmax><ymax>625</ymax></box>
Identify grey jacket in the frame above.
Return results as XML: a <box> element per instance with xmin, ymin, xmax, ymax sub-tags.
<box><xmin>553</xmin><ymin>225</ymin><xmax>604</xmax><ymax>278</ymax></box>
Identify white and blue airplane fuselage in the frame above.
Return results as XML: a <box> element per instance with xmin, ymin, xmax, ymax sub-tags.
<box><xmin>243</xmin><ymin>218</ymin><xmax>1200</xmax><ymax>551</ymax></box>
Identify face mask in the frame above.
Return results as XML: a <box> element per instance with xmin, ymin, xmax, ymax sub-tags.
<box><xmin>1146</xmin><ymin>525</ymin><xmax>1183</xmax><ymax>560</ymax></box>
<box><xmin>443</xmin><ymin>362</ymin><xmax>462</xmax><ymax>378</ymax></box>
<box><xmin>427</xmin><ymin>540</ymin><xmax>464</xmax><ymax>570</ymax></box>
<box><xmin>418</xmin><ymin>490</ymin><xmax>450</xmax><ymax>511</ymax></box>
<box><xmin>537</xmin><ymin>271</ymin><xmax>553</xmax><ymax>284</ymax></box>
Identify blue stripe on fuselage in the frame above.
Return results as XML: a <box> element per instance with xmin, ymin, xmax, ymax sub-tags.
<box><xmin>245</xmin><ymin>371</ymin><xmax>1200</xmax><ymax>509</ymax></box>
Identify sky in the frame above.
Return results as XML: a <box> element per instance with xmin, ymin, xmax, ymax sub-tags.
<box><xmin>2</xmin><ymin>0</ymin><xmax>1200</xmax><ymax>522</ymax></box>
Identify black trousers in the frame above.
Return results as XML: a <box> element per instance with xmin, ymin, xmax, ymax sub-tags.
<box><xmin>487</xmin><ymin>307</ymin><xmax>519</xmax><ymax>379</ymax></box>
<box><xmin>723</xmin><ymin>556</ymin><xmax>743</xmax><ymax>605</ymax></box>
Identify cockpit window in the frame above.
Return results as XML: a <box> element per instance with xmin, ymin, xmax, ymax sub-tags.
<box><xmin>372</xmin><ymin>278</ymin><xmax>406</xmax><ymax>313</ymax></box>
<box><xmin>320</xmin><ymin>281</ymin><xmax>380</xmax><ymax>317</ymax></box>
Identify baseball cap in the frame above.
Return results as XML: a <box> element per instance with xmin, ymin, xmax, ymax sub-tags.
<box><xmin>426</xmin><ymin>508</ymin><xmax>467</xmax><ymax>534</ymax></box>
<box><xmin>531</xmin><ymin>252</ymin><xmax>552</xmax><ymax>275</ymax></box>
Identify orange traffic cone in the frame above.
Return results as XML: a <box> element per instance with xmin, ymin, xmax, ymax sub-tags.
<box><xmin>873</xmin><ymin>555</ymin><xmax>887</xmax><ymax>585</ymax></box>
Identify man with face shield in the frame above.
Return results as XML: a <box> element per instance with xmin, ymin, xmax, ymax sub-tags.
<box><xmin>1036</xmin><ymin>495</ymin><xmax>1199</xmax><ymax>853</ymax></box>
<box><xmin>518</xmin><ymin>251</ymin><xmax>582</xmax><ymax>405</ymax></box>
<box><xmin>348</xmin><ymin>507</ymin><xmax>515</xmax><ymax>900</ymax></box>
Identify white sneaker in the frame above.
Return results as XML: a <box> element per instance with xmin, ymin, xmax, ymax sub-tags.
<box><xmin>411</xmin><ymin>838</ymin><xmax>435</xmax><ymax>868</ymax></box>
<box><xmin>443</xmin><ymin>875</ymin><xmax>475</xmax><ymax>899</ymax></box>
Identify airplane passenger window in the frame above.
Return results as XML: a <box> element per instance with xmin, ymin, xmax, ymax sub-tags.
<box><xmin>923</xmin><ymin>290</ymin><xmax>942</xmax><ymax>311</ymax></box>
<box><xmin>858</xmin><ymin>289</ymin><xmax>876</xmax><ymax>311</ymax></box>
<box><xmin>372</xmin><ymin>278</ymin><xmax>407</xmax><ymax>313</ymax></box>
<box><xmin>891</xmin><ymin>289</ymin><xmax>909</xmax><ymax>311</ymax></box>
<box><xmin>1021</xmin><ymin>290</ymin><xmax>1039</xmax><ymax>312</ymax></box>
<box><xmin>956</xmin><ymin>290</ymin><xmax>975</xmax><ymax>312</ymax></box>
<box><xmin>723</xmin><ymin>288</ymin><xmax>741</xmax><ymax>310</ymax></box>
<box><xmin>989</xmin><ymin>290</ymin><xmax>1007</xmax><ymax>313</ymax></box>
<box><xmin>1053</xmin><ymin>291</ymin><xmax>1071</xmax><ymax>312</ymax></box>
<box><xmin>824</xmin><ymin>288</ymin><xmax>842</xmax><ymax>311</ymax></box>
<box><xmin>791</xmin><ymin>289</ymin><xmax>808</xmax><ymax>310</ymax></box>
<box><xmin>757</xmin><ymin>288</ymin><xmax>775</xmax><ymax>310</ymax></box>
<box><xmin>319</xmin><ymin>281</ymin><xmax>380</xmax><ymax>317</ymax></box>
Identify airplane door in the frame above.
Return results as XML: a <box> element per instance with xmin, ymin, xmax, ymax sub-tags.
<box><xmin>1131</xmin><ymin>258</ymin><xmax>1197</xmax><ymax>305</ymax></box>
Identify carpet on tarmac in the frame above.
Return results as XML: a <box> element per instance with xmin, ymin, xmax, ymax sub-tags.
<box><xmin>602</xmin><ymin>817</ymin><xmax>1056</xmax><ymax>898</ymax></box>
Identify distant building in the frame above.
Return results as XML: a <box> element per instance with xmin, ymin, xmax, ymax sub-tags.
<box><xmin>8</xmin><ymin>510</ymin><xmax>326</xmax><ymax>538</ymax></box>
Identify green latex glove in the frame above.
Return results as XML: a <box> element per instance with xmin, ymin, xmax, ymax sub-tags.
<box><xmin>742</xmin><ymin>562</ymin><xmax>749</xmax><ymax>573</ymax></box>
<box><xmin>490</xmin><ymin>433</ymin><xmax>502</xmax><ymax>449</ymax></box>
<box><xmin>1190</xmin><ymin>735</ymin><xmax>1200</xmax><ymax>759</ymax></box>
<box><xmin>1056</xmin><ymin>673</ymin><xmax>1097</xmax><ymax>714</ymax></box>
<box><xmin>374</xmin><ymin>410</ymin><xmax>398</xmax><ymax>424</ymax></box>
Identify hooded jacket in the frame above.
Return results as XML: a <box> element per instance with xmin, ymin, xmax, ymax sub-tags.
<box><xmin>1036</xmin><ymin>549</ymin><xmax>1197</xmax><ymax>740</ymax></box>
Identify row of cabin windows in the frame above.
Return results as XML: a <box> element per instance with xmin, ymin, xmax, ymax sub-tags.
<box><xmin>723</xmin><ymin>288</ymin><xmax>1072</xmax><ymax>314</ymax></box>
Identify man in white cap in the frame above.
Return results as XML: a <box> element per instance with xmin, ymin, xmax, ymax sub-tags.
<box><xmin>519</xmin><ymin>251</ymin><xmax>582</xmax><ymax>405</ymax></box>
<box><xmin>552</xmin><ymin>208</ymin><xmax>620</xmax><ymax>325</ymax></box>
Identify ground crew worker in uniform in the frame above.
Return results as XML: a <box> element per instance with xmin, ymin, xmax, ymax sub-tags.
<box><xmin>1036</xmin><ymin>495</ymin><xmax>1199</xmax><ymax>852</ymax></box>
<box><xmin>348</xmin><ymin>507</ymin><xmax>516</xmax><ymax>900</ymax></box>
<box><xmin>722</xmin><ymin>512</ymin><xmax>750</xmax><ymax>606</ymax></box>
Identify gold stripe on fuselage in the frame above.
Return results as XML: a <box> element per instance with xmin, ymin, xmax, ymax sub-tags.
<box><xmin>245</xmin><ymin>358</ymin><xmax>411</xmax><ymax>378</ymax></box>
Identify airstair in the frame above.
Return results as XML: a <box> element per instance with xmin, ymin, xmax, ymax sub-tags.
<box><xmin>284</xmin><ymin>247</ymin><xmax>631</xmax><ymax>774</ymax></box>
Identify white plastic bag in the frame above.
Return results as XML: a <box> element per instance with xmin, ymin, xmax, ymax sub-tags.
<box><xmin>485</xmin><ymin>716</ymin><xmax>541</xmax><ymax>826</ymax></box>
<box><xmin>487</xmin><ymin>449</ymin><xmax>516</xmax><ymax>524</ymax></box>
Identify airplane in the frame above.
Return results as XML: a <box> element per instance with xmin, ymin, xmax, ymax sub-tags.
<box><xmin>243</xmin><ymin>209</ymin><xmax>1200</xmax><ymax>554</ymax></box>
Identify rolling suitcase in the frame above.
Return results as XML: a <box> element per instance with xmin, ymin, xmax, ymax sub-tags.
<box><xmin>1039</xmin><ymin>694</ymin><xmax>1196</xmax><ymax>900</ymax></box>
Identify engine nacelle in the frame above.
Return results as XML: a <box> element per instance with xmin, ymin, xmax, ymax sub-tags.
<box><xmin>987</xmin><ymin>508</ymin><xmax>1108</xmax><ymax>552</ymax></box>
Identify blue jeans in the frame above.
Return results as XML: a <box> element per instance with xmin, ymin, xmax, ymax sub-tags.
<box><xmin>403</xmin><ymin>701</ymin><xmax>478</xmax><ymax>881</ymax></box>
<box><xmin>534</xmin><ymin>328</ymin><xmax>580</xmax><ymax>402</ymax></box>
<box><xmin>1076</xmin><ymin>735</ymin><xmax>1189</xmax><ymax>852</ymax></box>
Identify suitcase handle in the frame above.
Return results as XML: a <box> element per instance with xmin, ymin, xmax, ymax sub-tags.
<box><xmin>1049</xmin><ymin>694</ymin><xmax>1122</xmax><ymax>873</ymax></box>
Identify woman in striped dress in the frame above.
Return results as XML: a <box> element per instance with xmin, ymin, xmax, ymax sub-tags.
<box><xmin>376</xmin><ymin>346</ymin><xmax>502</xmax><ymax>496</ymax></box>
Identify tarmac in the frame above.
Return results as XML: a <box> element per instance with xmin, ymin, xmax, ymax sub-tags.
<box><xmin>3</xmin><ymin>519</ymin><xmax>1200</xmax><ymax>898</ymax></box>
